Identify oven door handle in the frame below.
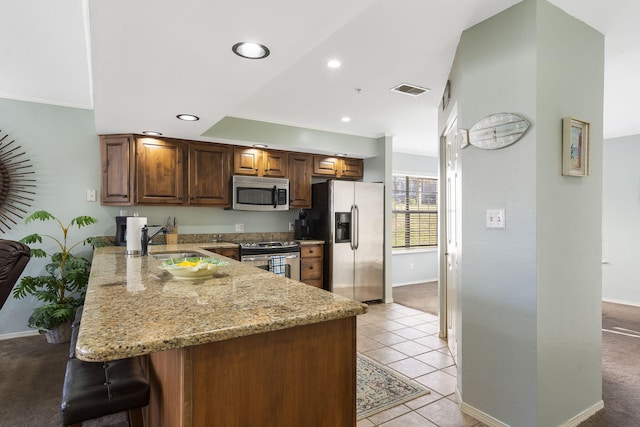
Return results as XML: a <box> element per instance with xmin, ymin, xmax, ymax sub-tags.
<box><xmin>241</xmin><ymin>254</ymin><xmax>300</xmax><ymax>262</ymax></box>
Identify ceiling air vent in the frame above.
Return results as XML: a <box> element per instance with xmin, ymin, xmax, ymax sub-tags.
<box><xmin>391</xmin><ymin>83</ymin><xmax>430</xmax><ymax>97</ymax></box>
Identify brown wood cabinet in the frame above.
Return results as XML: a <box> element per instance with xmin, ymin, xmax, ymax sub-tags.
<box><xmin>188</xmin><ymin>142</ymin><xmax>231</xmax><ymax>206</ymax></box>
<box><xmin>233</xmin><ymin>147</ymin><xmax>288</xmax><ymax>178</ymax></box>
<box><xmin>312</xmin><ymin>155</ymin><xmax>363</xmax><ymax>179</ymax></box>
<box><xmin>203</xmin><ymin>246</ymin><xmax>239</xmax><ymax>261</ymax></box>
<box><xmin>287</xmin><ymin>153</ymin><xmax>312</xmax><ymax>208</ymax></box>
<box><xmin>100</xmin><ymin>135</ymin><xmax>135</xmax><ymax>205</ymax></box>
<box><xmin>136</xmin><ymin>137</ymin><xmax>185</xmax><ymax>205</ymax></box>
<box><xmin>300</xmin><ymin>243</ymin><xmax>324</xmax><ymax>288</ymax></box>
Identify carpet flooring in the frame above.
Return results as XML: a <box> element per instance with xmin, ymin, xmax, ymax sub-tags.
<box><xmin>393</xmin><ymin>281</ymin><xmax>439</xmax><ymax>315</ymax></box>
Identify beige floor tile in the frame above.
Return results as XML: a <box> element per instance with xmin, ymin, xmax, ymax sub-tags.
<box><xmin>386</xmin><ymin>357</ymin><xmax>437</xmax><ymax>378</ymax></box>
<box><xmin>415</xmin><ymin>398</ymin><xmax>479</xmax><ymax>427</ymax></box>
<box><xmin>358</xmin><ymin>323</ymin><xmax>388</xmax><ymax>337</ymax></box>
<box><xmin>414</xmin><ymin>334</ymin><xmax>448</xmax><ymax>350</ymax></box>
<box><xmin>413</xmin><ymin>322</ymin><xmax>440</xmax><ymax>334</ymax></box>
<box><xmin>403</xmin><ymin>392</ymin><xmax>446</xmax><ymax>410</ymax></box>
<box><xmin>357</xmin><ymin>335</ymin><xmax>387</xmax><ymax>352</ymax></box>
<box><xmin>393</xmin><ymin>327</ymin><xmax>429</xmax><ymax>340</ymax></box>
<box><xmin>442</xmin><ymin>365</ymin><xmax>458</xmax><ymax>377</ymax></box>
<box><xmin>364</xmin><ymin>346</ymin><xmax>408</xmax><ymax>365</ymax></box>
<box><xmin>415</xmin><ymin>350</ymin><xmax>455</xmax><ymax>369</ymax></box>
<box><xmin>373</xmin><ymin>319</ymin><xmax>407</xmax><ymax>331</ymax></box>
<box><xmin>392</xmin><ymin>306</ymin><xmax>426</xmax><ymax>316</ymax></box>
<box><xmin>357</xmin><ymin>418</ymin><xmax>375</xmax><ymax>427</ymax></box>
<box><xmin>370</xmin><ymin>331</ymin><xmax>408</xmax><ymax>346</ymax></box>
<box><xmin>415</xmin><ymin>370</ymin><xmax>458</xmax><ymax>396</ymax></box>
<box><xmin>390</xmin><ymin>340</ymin><xmax>432</xmax><ymax>357</ymax></box>
<box><xmin>393</xmin><ymin>316</ymin><xmax>426</xmax><ymax>327</ymax></box>
<box><xmin>378</xmin><ymin>411</ymin><xmax>437</xmax><ymax>427</ymax></box>
<box><xmin>414</xmin><ymin>313</ymin><xmax>439</xmax><ymax>322</ymax></box>
<box><xmin>367</xmin><ymin>404</ymin><xmax>411</xmax><ymax>425</ymax></box>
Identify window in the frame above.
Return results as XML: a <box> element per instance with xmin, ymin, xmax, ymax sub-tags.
<box><xmin>391</xmin><ymin>175</ymin><xmax>438</xmax><ymax>249</ymax></box>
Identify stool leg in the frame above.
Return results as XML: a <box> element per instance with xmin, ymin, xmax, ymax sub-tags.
<box><xmin>128</xmin><ymin>407</ymin><xmax>144</xmax><ymax>427</ymax></box>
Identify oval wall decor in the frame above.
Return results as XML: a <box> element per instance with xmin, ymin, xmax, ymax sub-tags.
<box><xmin>0</xmin><ymin>130</ymin><xmax>36</xmax><ymax>232</ymax></box>
<box><xmin>461</xmin><ymin>113</ymin><xmax>530</xmax><ymax>150</ymax></box>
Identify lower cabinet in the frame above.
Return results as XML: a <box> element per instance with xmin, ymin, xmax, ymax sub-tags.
<box><xmin>204</xmin><ymin>247</ymin><xmax>239</xmax><ymax>261</ymax></box>
<box><xmin>300</xmin><ymin>244</ymin><xmax>323</xmax><ymax>288</ymax></box>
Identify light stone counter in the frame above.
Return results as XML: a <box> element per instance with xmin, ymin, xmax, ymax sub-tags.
<box><xmin>75</xmin><ymin>244</ymin><xmax>366</xmax><ymax>362</ymax></box>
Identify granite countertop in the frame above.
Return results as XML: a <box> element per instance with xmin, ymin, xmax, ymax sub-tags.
<box><xmin>75</xmin><ymin>244</ymin><xmax>366</xmax><ymax>362</ymax></box>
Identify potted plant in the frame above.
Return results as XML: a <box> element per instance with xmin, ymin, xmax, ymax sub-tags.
<box><xmin>12</xmin><ymin>210</ymin><xmax>107</xmax><ymax>343</ymax></box>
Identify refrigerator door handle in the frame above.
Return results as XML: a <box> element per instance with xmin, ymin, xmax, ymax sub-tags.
<box><xmin>353</xmin><ymin>204</ymin><xmax>359</xmax><ymax>250</ymax></box>
<box><xmin>350</xmin><ymin>204</ymin><xmax>356</xmax><ymax>250</ymax></box>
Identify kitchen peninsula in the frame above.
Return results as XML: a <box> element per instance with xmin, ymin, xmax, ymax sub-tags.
<box><xmin>75</xmin><ymin>244</ymin><xmax>367</xmax><ymax>427</ymax></box>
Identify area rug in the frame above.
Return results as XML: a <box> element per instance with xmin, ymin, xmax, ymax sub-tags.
<box><xmin>357</xmin><ymin>353</ymin><xmax>430</xmax><ymax>419</ymax></box>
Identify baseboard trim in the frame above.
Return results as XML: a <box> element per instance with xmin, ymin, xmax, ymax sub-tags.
<box><xmin>460</xmin><ymin>400</ymin><xmax>510</xmax><ymax>427</ymax></box>
<box><xmin>560</xmin><ymin>400</ymin><xmax>604</xmax><ymax>427</ymax></box>
<box><xmin>0</xmin><ymin>329</ymin><xmax>39</xmax><ymax>341</ymax></box>
<box><xmin>602</xmin><ymin>297</ymin><xmax>640</xmax><ymax>308</ymax></box>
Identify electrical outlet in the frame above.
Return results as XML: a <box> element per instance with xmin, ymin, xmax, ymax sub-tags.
<box><xmin>235</xmin><ymin>223</ymin><xmax>244</xmax><ymax>232</ymax></box>
<box><xmin>486</xmin><ymin>209</ymin><xmax>505</xmax><ymax>229</ymax></box>
<box><xmin>86</xmin><ymin>189</ymin><xmax>96</xmax><ymax>202</ymax></box>
<box><xmin>288</xmin><ymin>222</ymin><xmax>295</xmax><ymax>231</ymax></box>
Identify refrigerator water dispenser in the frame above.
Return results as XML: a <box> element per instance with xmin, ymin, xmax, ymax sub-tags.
<box><xmin>335</xmin><ymin>212</ymin><xmax>351</xmax><ymax>243</ymax></box>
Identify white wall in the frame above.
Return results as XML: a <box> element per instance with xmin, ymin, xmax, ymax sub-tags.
<box><xmin>445</xmin><ymin>0</ymin><xmax>603</xmax><ymax>425</ymax></box>
<box><xmin>391</xmin><ymin>152</ymin><xmax>439</xmax><ymax>287</ymax></box>
<box><xmin>602</xmin><ymin>134</ymin><xmax>640</xmax><ymax>306</ymax></box>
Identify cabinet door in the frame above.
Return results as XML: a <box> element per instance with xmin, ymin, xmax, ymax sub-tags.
<box><xmin>188</xmin><ymin>142</ymin><xmax>231</xmax><ymax>206</ymax></box>
<box><xmin>233</xmin><ymin>147</ymin><xmax>261</xmax><ymax>176</ymax></box>
<box><xmin>136</xmin><ymin>137</ymin><xmax>184</xmax><ymax>205</ymax></box>
<box><xmin>288</xmin><ymin>153</ymin><xmax>312</xmax><ymax>208</ymax></box>
<box><xmin>300</xmin><ymin>244</ymin><xmax>324</xmax><ymax>288</ymax></box>
<box><xmin>313</xmin><ymin>156</ymin><xmax>340</xmax><ymax>177</ymax></box>
<box><xmin>340</xmin><ymin>158</ymin><xmax>364</xmax><ymax>179</ymax></box>
<box><xmin>100</xmin><ymin>135</ymin><xmax>134</xmax><ymax>205</ymax></box>
<box><xmin>207</xmin><ymin>247</ymin><xmax>239</xmax><ymax>261</ymax></box>
<box><xmin>263</xmin><ymin>150</ymin><xmax>288</xmax><ymax>178</ymax></box>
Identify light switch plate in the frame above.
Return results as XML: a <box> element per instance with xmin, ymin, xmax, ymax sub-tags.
<box><xmin>486</xmin><ymin>209</ymin><xmax>505</xmax><ymax>229</ymax></box>
<box><xmin>235</xmin><ymin>223</ymin><xmax>244</xmax><ymax>232</ymax></box>
<box><xmin>86</xmin><ymin>189</ymin><xmax>96</xmax><ymax>202</ymax></box>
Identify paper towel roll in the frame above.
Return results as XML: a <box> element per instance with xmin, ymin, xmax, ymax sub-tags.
<box><xmin>126</xmin><ymin>216</ymin><xmax>147</xmax><ymax>254</ymax></box>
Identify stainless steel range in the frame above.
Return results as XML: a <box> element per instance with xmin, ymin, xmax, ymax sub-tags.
<box><xmin>239</xmin><ymin>241</ymin><xmax>301</xmax><ymax>281</ymax></box>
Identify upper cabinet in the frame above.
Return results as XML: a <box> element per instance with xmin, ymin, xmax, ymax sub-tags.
<box><xmin>100</xmin><ymin>135</ymin><xmax>231</xmax><ymax>207</ymax></box>
<box><xmin>136</xmin><ymin>137</ymin><xmax>185</xmax><ymax>205</ymax></box>
<box><xmin>100</xmin><ymin>135</ymin><xmax>366</xmax><ymax>207</ymax></box>
<box><xmin>233</xmin><ymin>147</ymin><xmax>288</xmax><ymax>178</ymax></box>
<box><xmin>100</xmin><ymin>135</ymin><xmax>135</xmax><ymax>205</ymax></box>
<box><xmin>188</xmin><ymin>142</ymin><xmax>231</xmax><ymax>206</ymax></box>
<box><xmin>312</xmin><ymin>155</ymin><xmax>363</xmax><ymax>180</ymax></box>
<box><xmin>288</xmin><ymin>153</ymin><xmax>313</xmax><ymax>209</ymax></box>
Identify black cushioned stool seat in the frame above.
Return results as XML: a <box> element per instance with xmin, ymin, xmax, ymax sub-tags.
<box><xmin>61</xmin><ymin>306</ymin><xmax>149</xmax><ymax>427</ymax></box>
<box><xmin>61</xmin><ymin>357</ymin><xmax>149</xmax><ymax>427</ymax></box>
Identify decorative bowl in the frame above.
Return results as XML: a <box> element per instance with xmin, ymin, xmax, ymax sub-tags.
<box><xmin>160</xmin><ymin>257</ymin><xmax>229</xmax><ymax>279</ymax></box>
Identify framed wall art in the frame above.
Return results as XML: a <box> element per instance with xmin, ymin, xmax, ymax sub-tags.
<box><xmin>562</xmin><ymin>117</ymin><xmax>590</xmax><ymax>177</ymax></box>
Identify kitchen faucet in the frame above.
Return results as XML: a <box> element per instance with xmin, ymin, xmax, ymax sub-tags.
<box><xmin>140</xmin><ymin>225</ymin><xmax>167</xmax><ymax>256</ymax></box>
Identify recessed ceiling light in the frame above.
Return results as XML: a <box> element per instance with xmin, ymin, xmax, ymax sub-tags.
<box><xmin>253</xmin><ymin>144</ymin><xmax>268</xmax><ymax>148</ymax></box>
<box><xmin>232</xmin><ymin>42</ymin><xmax>270</xmax><ymax>59</ymax></box>
<box><xmin>334</xmin><ymin>153</ymin><xmax>347</xmax><ymax>157</ymax></box>
<box><xmin>327</xmin><ymin>59</ymin><xmax>341</xmax><ymax>68</ymax></box>
<box><xmin>176</xmin><ymin>114</ymin><xmax>199</xmax><ymax>121</ymax></box>
<box><xmin>142</xmin><ymin>131</ymin><xmax>163</xmax><ymax>136</ymax></box>
<box><xmin>341</xmin><ymin>117</ymin><xmax>351</xmax><ymax>123</ymax></box>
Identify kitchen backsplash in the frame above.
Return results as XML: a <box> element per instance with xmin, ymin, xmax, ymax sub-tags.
<box><xmin>101</xmin><ymin>232</ymin><xmax>296</xmax><ymax>245</ymax></box>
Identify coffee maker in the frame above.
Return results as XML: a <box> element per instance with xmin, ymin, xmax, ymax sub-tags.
<box><xmin>294</xmin><ymin>210</ymin><xmax>312</xmax><ymax>240</ymax></box>
<box><xmin>115</xmin><ymin>216</ymin><xmax>128</xmax><ymax>246</ymax></box>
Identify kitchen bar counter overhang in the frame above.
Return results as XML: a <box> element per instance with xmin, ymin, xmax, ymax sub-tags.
<box><xmin>76</xmin><ymin>244</ymin><xmax>367</xmax><ymax>362</ymax></box>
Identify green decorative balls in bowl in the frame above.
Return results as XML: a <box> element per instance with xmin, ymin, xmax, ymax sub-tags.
<box><xmin>160</xmin><ymin>257</ymin><xmax>229</xmax><ymax>279</ymax></box>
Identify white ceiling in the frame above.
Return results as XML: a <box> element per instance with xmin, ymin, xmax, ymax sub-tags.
<box><xmin>1</xmin><ymin>0</ymin><xmax>639</xmax><ymax>157</ymax></box>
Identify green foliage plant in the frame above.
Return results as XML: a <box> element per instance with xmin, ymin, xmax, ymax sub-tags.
<box><xmin>12</xmin><ymin>210</ymin><xmax>107</xmax><ymax>333</ymax></box>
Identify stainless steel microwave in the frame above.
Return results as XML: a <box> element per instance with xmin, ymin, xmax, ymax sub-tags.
<box><xmin>232</xmin><ymin>176</ymin><xmax>289</xmax><ymax>211</ymax></box>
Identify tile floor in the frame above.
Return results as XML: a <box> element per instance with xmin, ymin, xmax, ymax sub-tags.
<box><xmin>357</xmin><ymin>302</ymin><xmax>485</xmax><ymax>427</ymax></box>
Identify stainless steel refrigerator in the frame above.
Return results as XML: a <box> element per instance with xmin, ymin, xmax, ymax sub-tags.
<box><xmin>311</xmin><ymin>180</ymin><xmax>384</xmax><ymax>302</ymax></box>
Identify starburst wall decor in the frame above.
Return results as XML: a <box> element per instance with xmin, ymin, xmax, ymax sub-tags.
<box><xmin>0</xmin><ymin>130</ymin><xmax>35</xmax><ymax>233</ymax></box>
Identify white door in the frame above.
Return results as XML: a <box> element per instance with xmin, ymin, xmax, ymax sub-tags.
<box><xmin>440</xmin><ymin>110</ymin><xmax>461</xmax><ymax>362</ymax></box>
